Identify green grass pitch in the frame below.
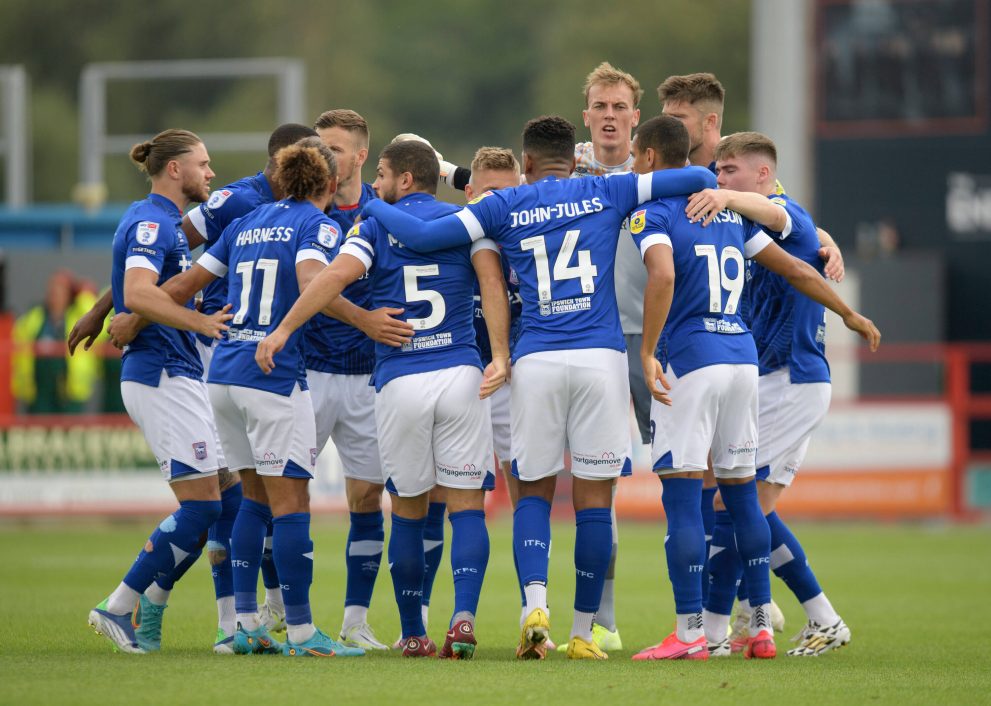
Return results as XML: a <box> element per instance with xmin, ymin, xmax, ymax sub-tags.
<box><xmin>1</xmin><ymin>517</ymin><xmax>988</xmax><ymax>705</ymax></box>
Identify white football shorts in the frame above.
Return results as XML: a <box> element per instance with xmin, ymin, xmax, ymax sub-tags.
<box><xmin>376</xmin><ymin>365</ymin><xmax>494</xmax><ymax>497</ymax></box>
<box><xmin>650</xmin><ymin>363</ymin><xmax>758</xmax><ymax>479</ymax></box>
<box><xmin>195</xmin><ymin>338</ymin><xmax>215</xmax><ymax>375</ymax></box>
<box><xmin>208</xmin><ymin>382</ymin><xmax>316</xmax><ymax>479</ymax></box>
<box><xmin>511</xmin><ymin>348</ymin><xmax>632</xmax><ymax>482</ymax></box>
<box><xmin>307</xmin><ymin>370</ymin><xmax>382</xmax><ymax>483</ymax></box>
<box><xmin>755</xmin><ymin>367</ymin><xmax>831</xmax><ymax>487</ymax></box>
<box><xmin>121</xmin><ymin>371</ymin><xmax>224</xmax><ymax>482</ymax></box>
<box><xmin>490</xmin><ymin>382</ymin><xmax>511</xmax><ymax>465</ymax></box>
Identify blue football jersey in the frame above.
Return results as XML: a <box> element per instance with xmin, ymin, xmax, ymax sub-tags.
<box><xmin>303</xmin><ymin>182</ymin><xmax>378</xmax><ymax>375</ymax></box>
<box><xmin>630</xmin><ymin>196</ymin><xmax>771</xmax><ymax>376</ymax></box>
<box><xmin>190</xmin><ymin>173</ymin><xmax>275</xmax><ymax>344</ymax></box>
<box><xmin>458</xmin><ymin>173</ymin><xmax>653</xmax><ymax>360</ymax></box>
<box><xmin>111</xmin><ymin>193</ymin><xmax>203</xmax><ymax>386</ymax></box>
<box><xmin>200</xmin><ymin>198</ymin><xmax>337</xmax><ymax>396</ymax></box>
<box><xmin>338</xmin><ymin>193</ymin><xmax>484</xmax><ymax>391</ymax></box>
<box><xmin>745</xmin><ymin>194</ymin><xmax>830</xmax><ymax>383</ymax></box>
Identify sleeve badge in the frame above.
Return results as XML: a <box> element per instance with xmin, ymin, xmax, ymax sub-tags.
<box><xmin>468</xmin><ymin>190</ymin><xmax>493</xmax><ymax>205</ymax></box>
<box><xmin>630</xmin><ymin>209</ymin><xmax>647</xmax><ymax>235</ymax></box>
<box><xmin>318</xmin><ymin>222</ymin><xmax>339</xmax><ymax>248</ymax></box>
<box><xmin>135</xmin><ymin>221</ymin><xmax>160</xmax><ymax>245</ymax></box>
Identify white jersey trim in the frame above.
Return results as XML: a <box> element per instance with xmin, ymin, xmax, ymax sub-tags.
<box><xmin>296</xmin><ymin>248</ymin><xmax>329</xmax><ymax>266</ymax></box>
<box><xmin>637</xmin><ymin>173</ymin><xmax>653</xmax><ymax>204</ymax></box>
<box><xmin>197</xmin><ymin>252</ymin><xmax>228</xmax><ymax>278</ymax></box>
<box><xmin>456</xmin><ymin>208</ymin><xmax>486</xmax><ymax>242</ymax></box>
<box><xmin>125</xmin><ymin>255</ymin><xmax>160</xmax><ymax>274</ymax></box>
<box><xmin>745</xmin><ymin>230</ymin><xmax>774</xmax><ymax>259</ymax></box>
<box><xmin>778</xmin><ymin>209</ymin><xmax>793</xmax><ymax>240</ymax></box>
<box><xmin>470</xmin><ymin>237</ymin><xmax>499</xmax><ymax>256</ymax></box>
<box><xmin>338</xmin><ymin>241</ymin><xmax>372</xmax><ymax>272</ymax></box>
<box><xmin>638</xmin><ymin>233</ymin><xmax>673</xmax><ymax>259</ymax></box>
<box><xmin>187</xmin><ymin>206</ymin><xmax>208</xmax><ymax>238</ymax></box>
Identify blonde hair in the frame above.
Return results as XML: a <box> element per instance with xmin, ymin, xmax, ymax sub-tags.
<box><xmin>583</xmin><ymin>62</ymin><xmax>643</xmax><ymax>107</ymax></box>
<box><xmin>714</xmin><ymin>131</ymin><xmax>777</xmax><ymax>166</ymax></box>
<box><xmin>129</xmin><ymin>129</ymin><xmax>202</xmax><ymax>177</ymax></box>
<box><xmin>470</xmin><ymin>147</ymin><xmax>520</xmax><ymax>175</ymax></box>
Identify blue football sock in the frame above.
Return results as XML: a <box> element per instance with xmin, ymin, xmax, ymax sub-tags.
<box><xmin>389</xmin><ymin>514</ymin><xmax>427</xmax><ymax>638</ymax></box>
<box><xmin>260</xmin><ymin>518</ymin><xmax>279</xmax><ymax>591</ymax></box>
<box><xmin>718</xmin><ymin>480</ymin><xmax>771</xmax><ymax>607</ymax></box>
<box><xmin>421</xmin><ymin>502</ymin><xmax>446</xmax><ymax>608</ymax></box>
<box><xmin>512</xmin><ymin>539</ymin><xmax>526</xmax><ymax>607</ymax></box>
<box><xmin>152</xmin><ymin>535</ymin><xmax>203</xmax><ymax>592</ymax></box>
<box><xmin>206</xmin><ymin>482</ymin><xmax>241</xmax><ymax>600</ymax></box>
<box><xmin>700</xmin><ymin>486</ymin><xmax>717</xmax><ymax>604</ymax></box>
<box><xmin>737</xmin><ymin>577</ymin><xmax>750</xmax><ymax>604</ymax></box>
<box><xmin>231</xmin><ymin>498</ymin><xmax>271</xmax><ymax>616</ymax></box>
<box><xmin>766</xmin><ymin>511</ymin><xmax>822</xmax><ymax>603</ymax></box>
<box><xmin>513</xmin><ymin>496</ymin><xmax>552</xmax><ymax>587</ymax></box>
<box><xmin>660</xmin><ymin>478</ymin><xmax>706</xmax><ymax>615</ymax></box>
<box><xmin>448</xmin><ymin>509</ymin><xmax>489</xmax><ymax>622</ymax></box>
<box><xmin>345</xmin><ymin>510</ymin><xmax>384</xmax><ymax>609</ymax></box>
<box><xmin>573</xmin><ymin>507</ymin><xmax>612</xmax><ymax>614</ymax></box>
<box><xmin>123</xmin><ymin>499</ymin><xmax>221</xmax><ymax>594</ymax></box>
<box><xmin>705</xmin><ymin>510</ymin><xmax>743</xmax><ymax>616</ymax></box>
<box><xmin>272</xmin><ymin>513</ymin><xmax>313</xmax><ymax>628</ymax></box>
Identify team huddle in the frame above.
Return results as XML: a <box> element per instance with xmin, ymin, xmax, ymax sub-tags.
<box><xmin>71</xmin><ymin>63</ymin><xmax>880</xmax><ymax>662</ymax></box>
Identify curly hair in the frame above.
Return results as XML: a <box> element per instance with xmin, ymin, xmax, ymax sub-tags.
<box><xmin>273</xmin><ymin>137</ymin><xmax>338</xmax><ymax>200</ymax></box>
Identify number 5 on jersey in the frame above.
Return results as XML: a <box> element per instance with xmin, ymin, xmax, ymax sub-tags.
<box><xmin>403</xmin><ymin>264</ymin><xmax>445</xmax><ymax>330</ymax></box>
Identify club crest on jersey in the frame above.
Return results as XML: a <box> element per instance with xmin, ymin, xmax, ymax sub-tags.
<box><xmin>346</xmin><ymin>223</ymin><xmax>362</xmax><ymax>238</ymax></box>
<box><xmin>207</xmin><ymin>189</ymin><xmax>232</xmax><ymax>210</ymax></box>
<box><xmin>192</xmin><ymin>441</ymin><xmax>207</xmax><ymax>460</ymax></box>
<box><xmin>630</xmin><ymin>209</ymin><xmax>647</xmax><ymax>235</ymax></box>
<box><xmin>135</xmin><ymin>221</ymin><xmax>160</xmax><ymax>245</ymax></box>
<box><xmin>468</xmin><ymin>190</ymin><xmax>493</xmax><ymax>205</ymax></box>
<box><xmin>318</xmin><ymin>223</ymin><xmax>339</xmax><ymax>249</ymax></box>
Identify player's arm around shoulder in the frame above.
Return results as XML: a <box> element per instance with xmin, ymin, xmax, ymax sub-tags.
<box><xmin>686</xmin><ymin>188</ymin><xmax>788</xmax><ymax>231</ymax></box>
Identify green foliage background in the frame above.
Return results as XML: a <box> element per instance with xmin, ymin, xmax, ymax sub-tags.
<box><xmin>0</xmin><ymin>0</ymin><xmax>750</xmax><ymax>202</ymax></box>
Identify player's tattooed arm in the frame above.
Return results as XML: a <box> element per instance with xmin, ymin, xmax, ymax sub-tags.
<box><xmin>256</xmin><ymin>254</ymin><xmax>366</xmax><ymax>374</ymax></box>
<box><xmin>752</xmin><ymin>242</ymin><xmax>880</xmax><ymax>351</ymax></box>
<box><xmin>686</xmin><ymin>188</ymin><xmax>788</xmax><ymax>231</ymax></box>
<box><xmin>640</xmin><ymin>244</ymin><xmax>674</xmax><ymax>406</ymax></box>
<box><xmin>472</xmin><ymin>245</ymin><xmax>510</xmax><ymax>399</ymax></box>
<box><xmin>816</xmin><ymin>227</ymin><xmax>844</xmax><ymax>282</ymax></box>
<box><xmin>67</xmin><ymin>289</ymin><xmax>114</xmax><ymax>355</ymax></box>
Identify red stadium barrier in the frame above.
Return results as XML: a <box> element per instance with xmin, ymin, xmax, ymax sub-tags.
<box><xmin>1</xmin><ymin>340</ymin><xmax>990</xmax><ymax>519</ymax></box>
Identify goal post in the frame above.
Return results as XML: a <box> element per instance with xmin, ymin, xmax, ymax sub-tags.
<box><xmin>78</xmin><ymin>58</ymin><xmax>305</xmax><ymax>205</ymax></box>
